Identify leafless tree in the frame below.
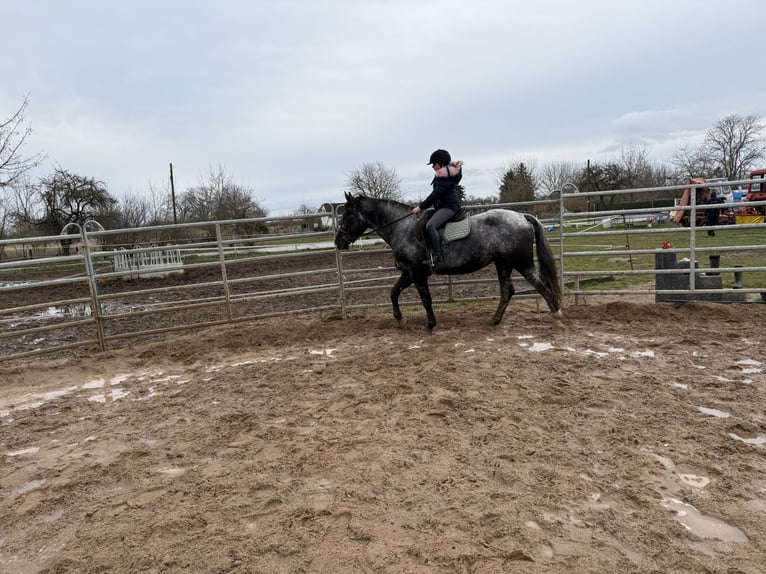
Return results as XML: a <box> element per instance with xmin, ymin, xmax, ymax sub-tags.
<box><xmin>673</xmin><ymin>114</ymin><xmax>765</xmax><ymax>181</ymax></box>
<box><xmin>145</xmin><ymin>180</ymin><xmax>174</xmax><ymax>226</ymax></box>
<box><xmin>617</xmin><ymin>145</ymin><xmax>658</xmax><ymax>188</ymax></box>
<box><xmin>538</xmin><ymin>161</ymin><xmax>580</xmax><ymax>196</ymax></box>
<box><xmin>1</xmin><ymin>174</ymin><xmax>40</xmax><ymax>239</ymax></box>
<box><xmin>1</xmin><ymin>96</ymin><xmax>45</xmax><ymax>189</ymax></box>
<box><xmin>671</xmin><ymin>143</ymin><xmax>717</xmax><ymax>179</ymax></box>
<box><xmin>346</xmin><ymin>162</ymin><xmax>404</xmax><ymax>201</ymax></box>
<box><xmin>292</xmin><ymin>203</ymin><xmax>319</xmax><ymax>215</ymax></box>
<box><xmin>178</xmin><ymin>165</ymin><xmax>267</xmax><ymax>223</ymax></box>
<box><xmin>115</xmin><ymin>193</ymin><xmax>152</xmax><ymax>229</ymax></box>
<box><xmin>704</xmin><ymin>114</ymin><xmax>765</xmax><ymax>181</ymax></box>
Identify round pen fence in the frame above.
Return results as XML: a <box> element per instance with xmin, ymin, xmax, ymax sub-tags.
<box><xmin>1</xmin><ymin>178</ymin><xmax>765</xmax><ymax>362</ymax></box>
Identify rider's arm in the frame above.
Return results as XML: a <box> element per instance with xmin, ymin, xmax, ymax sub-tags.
<box><xmin>434</xmin><ymin>161</ymin><xmax>463</xmax><ymax>179</ymax></box>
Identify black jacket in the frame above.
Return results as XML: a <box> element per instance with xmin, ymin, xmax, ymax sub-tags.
<box><xmin>419</xmin><ymin>169</ymin><xmax>462</xmax><ymax>212</ymax></box>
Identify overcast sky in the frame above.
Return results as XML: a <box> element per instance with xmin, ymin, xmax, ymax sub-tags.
<box><xmin>3</xmin><ymin>0</ymin><xmax>765</xmax><ymax>215</ymax></box>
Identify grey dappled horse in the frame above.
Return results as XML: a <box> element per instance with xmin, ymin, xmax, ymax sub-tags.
<box><xmin>334</xmin><ymin>193</ymin><xmax>563</xmax><ymax>331</ymax></box>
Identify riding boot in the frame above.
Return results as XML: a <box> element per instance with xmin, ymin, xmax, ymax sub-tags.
<box><xmin>426</xmin><ymin>226</ymin><xmax>443</xmax><ymax>266</ymax></box>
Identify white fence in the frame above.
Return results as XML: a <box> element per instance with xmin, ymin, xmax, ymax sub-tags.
<box><xmin>113</xmin><ymin>247</ymin><xmax>184</xmax><ymax>279</ymax></box>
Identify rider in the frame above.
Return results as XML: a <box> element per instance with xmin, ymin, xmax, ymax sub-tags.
<box><xmin>411</xmin><ymin>149</ymin><xmax>462</xmax><ymax>266</ymax></box>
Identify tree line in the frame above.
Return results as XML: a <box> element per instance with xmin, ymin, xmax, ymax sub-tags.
<box><xmin>347</xmin><ymin>114</ymin><xmax>765</xmax><ymax>213</ymax></box>
<box><xmin>2</xmin><ymin>94</ymin><xmax>764</xmax><ymax>244</ymax></box>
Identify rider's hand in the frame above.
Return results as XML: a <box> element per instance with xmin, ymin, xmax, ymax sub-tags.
<box><xmin>412</xmin><ymin>206</ymin><xmax>421</xmax><ymax>215</ymax></box>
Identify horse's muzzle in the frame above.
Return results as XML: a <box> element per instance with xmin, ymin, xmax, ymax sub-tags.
<box><xmin>334</xmin><ymin>232</ymin><xmax>351</xmax><ymax>250</ymax></box>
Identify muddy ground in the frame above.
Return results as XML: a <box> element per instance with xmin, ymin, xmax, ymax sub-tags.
<box><xmin>1</xmin><ymin>291</ymin><xmax>766</xmax><ymax>573</ymax></box>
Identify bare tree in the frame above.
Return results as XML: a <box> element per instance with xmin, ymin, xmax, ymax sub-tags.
<box><xmin>2</xmin><ymin>174</ymin><xmax>41</xmax><ymax>239</ymax></box>
<box><xmin>1</xmin><ymin>96</ymin><xmax>45</xmax><ymax>188</ymax></box>
<box><xmin>704</xmin><ymin>114</ymin><xmax>765</xmax><ymax>181</ymax></box>
<box><xmin>617</xmin><ymin>145</ymin><xmax>658</xmax><ymax>188</ymax></box>
<box><xmin>346</xmin><ymin>162</ymin><xmax>404</xmax><ymax>201</ymax></box>
<box><xmin>145</xmin><ymin>180</ymin><xmax>174</xmax><ymax>225</ymax></box>
<box><xmin>671</xmin><ymin>143</ymin><xmax>716</xmax><ymax>179</ymax></box>
<box><xmin>673</xmin><ymin>114</ymin><xmax>765</xmax><ymax>181</ymax></box>
<box><xmin>293</xmin><ymin>203</ymin><xmax>318</xmax><ymax>215</ymax></box>
<box><xmin>538</xmin><ymin>161</ymin><xmax>580</xmax><ymax>196</ymax></box>
<box><xmin>115</xmin><ymin>193</ymin><xmax>152</xmax><ymax>229</ymax></box>
<box><xmin>178</xmin><ymin>164</ymin><xmax>267</xmax><ymax>237</ymax></box>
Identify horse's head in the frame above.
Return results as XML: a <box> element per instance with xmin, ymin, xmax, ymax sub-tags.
<box><xmin>334</xmin><ymin>192</ymin><xmax>369</xmax><ymax>250</ymax></box>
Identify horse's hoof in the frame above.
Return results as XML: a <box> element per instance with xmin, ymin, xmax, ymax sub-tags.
<box><xmin>422</xmin><ymin>324</ymin><xmax>434</xmax><ymax>334</ymax></box>
<box><xmin>551</xmin><ymin>311</ymin><xmax>565</xmax><ymax>333</ymax></box>
<box><xmin>395</xmin><ymin>317</ymin><xmax>406</xmax><ymax>328</ymax></box>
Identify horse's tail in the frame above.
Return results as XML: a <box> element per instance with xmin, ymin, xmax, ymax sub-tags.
<box><xmin>524</xmin><ymin>214</ymin><xmax>562</xmax><ymax>311</ymax></box>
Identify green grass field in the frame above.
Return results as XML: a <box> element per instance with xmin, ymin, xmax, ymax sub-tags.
<box><xmin>554</xmin><ymin>223</ymin><xmax>765</xmax><ymax>291</ymax></box>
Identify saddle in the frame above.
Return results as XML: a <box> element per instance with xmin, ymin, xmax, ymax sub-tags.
<box><xmin>415</xmin><ymin>209</ymin><xmax>472</xmax><ymax>244</ymax></box>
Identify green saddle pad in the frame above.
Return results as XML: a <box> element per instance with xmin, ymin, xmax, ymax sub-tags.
<box><xmin>443</xmin><ymin>217</ymin><xmax>471</xmax><ymax>243</ymax></box>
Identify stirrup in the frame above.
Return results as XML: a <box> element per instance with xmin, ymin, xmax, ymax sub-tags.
<box><xmin>424</xmin><ymin>253</ymin><xmax>442</xmax><ymax>268</ymax></box>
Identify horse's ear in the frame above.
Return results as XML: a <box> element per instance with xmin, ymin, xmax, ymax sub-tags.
<box><xmin>344</xmin><ymin>191</ymin><xmax>353</xmax><ymax>202</ymax></box>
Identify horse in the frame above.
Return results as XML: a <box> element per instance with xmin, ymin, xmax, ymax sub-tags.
<box><xmin>334</xmin><ymin>193</ymin><xmax>563</xmax><ymax>331</ymax></box>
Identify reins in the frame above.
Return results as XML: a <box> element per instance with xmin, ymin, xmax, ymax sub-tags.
<box><xmin>359</xmin><ymin>211</ymin><xmax>414</xmax><ymax>237</ymax></box>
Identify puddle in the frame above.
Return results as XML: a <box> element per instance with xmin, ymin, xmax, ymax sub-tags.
<box><xmin>736</xmin><ymin>358</ymin><xmax>763</xmax><ymax>375</ymax></box>
<box><xmin>41</xmin><ymin>509</ymin><xmax>64</xmax><ymax>523</ymax></box>
<box><xmin>14</xmin><ymin>479</ymin><xmax>46</xmax><ymax>496</ymax></box>
<box><xmin>0</xmin><ymin>386</ymin><xmax>79</xmax><ymax>417</ymax></box>
<box><xmin>88</xmin><ymin>389</ymin><xmax>130</xmax><ymax>403</ymax></box>
<box><xmin>679</xmin><ymin>474</ymin><xmax>711</xmax><ymax>488</ymax></box>
<box><xmin>111</xmin><ymin>374</ymin><xmax>131</xmax><ymax>385</ymax></box>
<box><xmin>660</xmin><ymin>496</ymin><xmax>747</xmax><ymax>542</ymax></box>
<box><xmin>40</xmin><ymin>304</ymin><xmax>93</xmax><ymax>318</ymax></box>
<box><xmin>156</xmin><ymin>467</ymin><xmax>186</xmax><ymax>477</ymax></box>
<box><xmin>736</xmin><ymin>359</ymin><xmax>763</xmax><ymax>367</ymax></box>
<box><xmin>82</xmin><ymin>378</ymin><xmax>105</xmax><ymax>389</ymax></box>
<box><xmin>309</xmin><ymin>348</ymin><xmax>336</xmax><ymax>357</ymax></box>
<box><xmin>583</xmin><ymin>349</ymin><xmax>609</xmax><ymax>358</ymax></box>
<box><xmin>729</xmin><ymin>433</ymin><xmax>766</xmax><ymax>446</ymax></box>
<box><xmin>5</xmin><ymin>446</ymin><xmax>40</xmax><ymax>457</ymax></box>
<box><xmin>529</xmin><ymin>342</ymin><xmax>554</xmax><ymax>352</ymax></box>
<box><xmin>631</xmin><ymin>350</ymin><xmax>655</xmax><ymax>358</ymax></box>
<box><xmin>649</xmin><ymin>451</ymin><xmax>743</xmax><ymax>542</ymax></box>
<box><xmin>204</xmin><ymin>356</ymin><xmax>293</xmax><ymax>372</ymax></box>
<box><xmin>697</xmin><ymin>407</ymin><xmax>730</xmax><ymax>418</ymax></box>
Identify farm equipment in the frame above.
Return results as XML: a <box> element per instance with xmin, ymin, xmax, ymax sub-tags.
<box><xmin>731</xmin><ymin>169</ymin><xmax>766</xmax><ymax>224</ymax></box>
<box><xmin>671</xmin><ymin>178</ymin><xmax>732</xmax><ymax>227</ymax></box>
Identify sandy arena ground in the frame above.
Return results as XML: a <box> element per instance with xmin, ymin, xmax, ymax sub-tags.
<box><xmin>1</xmin><ymin>297</ymin><xmax>766</xmax><ymax>573</ymax></box>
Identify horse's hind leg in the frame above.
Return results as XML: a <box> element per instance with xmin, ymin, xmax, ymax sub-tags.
<box><xmin>519</xmin><ymin>266</ymin><xmax>559</xmax><ymax>313</ymax></box>
<box><xmin>492</xmin><ymin>263</ymin><xmax>515</xmax><ymax>325</ymax></box>
<box><xmin>391</xmin><ymin>272</ymin><xmax>413</xmax><ymax>326</ymax></box>
<box><xmin>519</xmin><ymin>267</ymin><xmax>564</xmax><ymax>328</ymax></box>
<box><xmin>412</xmin><ymin>276</ymin><xmax>437</xmax><ymax>332</ymax></box>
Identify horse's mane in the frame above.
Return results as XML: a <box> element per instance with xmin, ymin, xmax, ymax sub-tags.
<box><xmin>357</xmin><ymin>195</ymin><xmax>411</xmax><ymax>213</ymax></box>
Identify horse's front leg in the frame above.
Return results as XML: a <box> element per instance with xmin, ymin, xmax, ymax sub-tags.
<box><xmin>413</xmin><ymin>274</ymin><xmax>436</xmax><ymax>332</ymax></box>
<box><xmin>390</xmin><ymin>272</ymin><xmax>413</xmax><ymax>326</ymax></box>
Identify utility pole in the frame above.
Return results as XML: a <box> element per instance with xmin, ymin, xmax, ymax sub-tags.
<box><xmin>169</xmin><ymin>162</ymin><xmax>178</xmax><ymax>225</ymax></box>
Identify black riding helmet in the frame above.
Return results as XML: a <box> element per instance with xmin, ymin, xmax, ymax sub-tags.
<box><xmin>427</xmin><ymin>149</ymin><xmax>451</xmax><ymax>166</ymax></box>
